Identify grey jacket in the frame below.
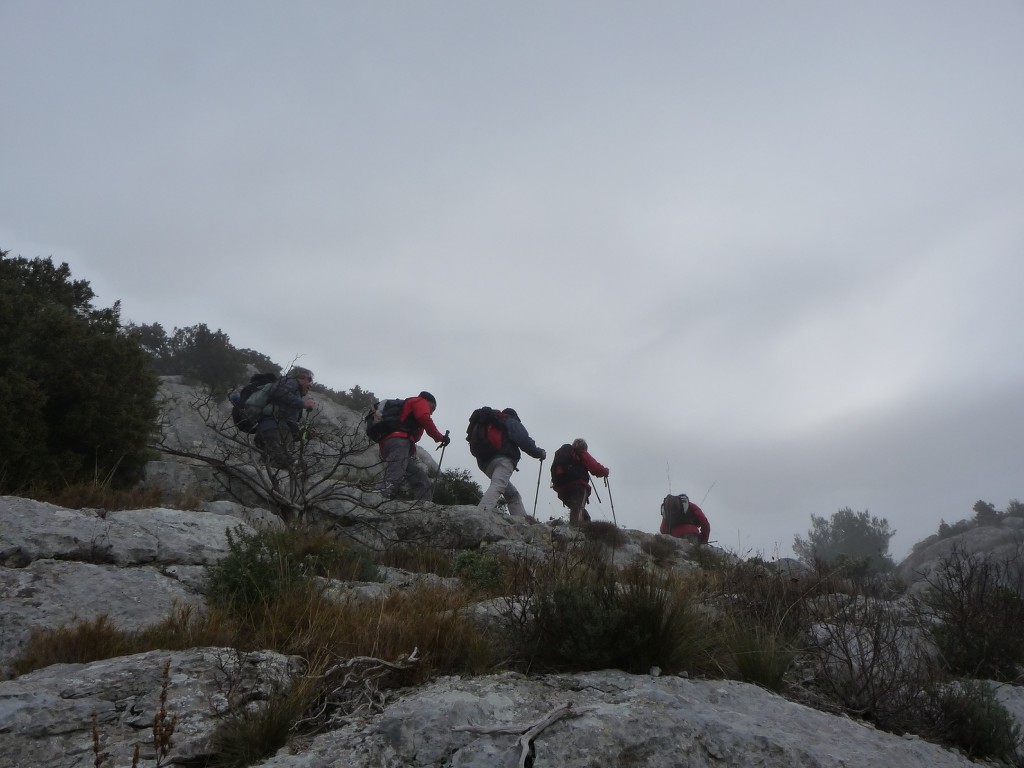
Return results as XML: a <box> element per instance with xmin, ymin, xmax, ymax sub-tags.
<box><xmin>256</xmin><ymin>375</ymin><xmax>307</xmax><ymax>433</ymax></box>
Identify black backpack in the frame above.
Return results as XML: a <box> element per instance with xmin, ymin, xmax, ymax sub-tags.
<box><xmin>550</xmin><ymin>444</ymin><xmax>588</xmax><ymax>487</ymax></box>
<box><xmin>231</xmin><ymin>372</ymin><xmax>278</xmax><ymax>434</ymax></box>
<box><xmin>364</xmin><ymin>398</ymin><xmax>412</xmax><ymax>442</ymax></box>
<box><xmin>662</xmin><ymin>494</ymin><xmax>696</xmax><ymax>529</ymax></box>
<box><xmin>466</xmin><ymin>407</ymin><xmax>507</xmax><ymax>460</ymax></box>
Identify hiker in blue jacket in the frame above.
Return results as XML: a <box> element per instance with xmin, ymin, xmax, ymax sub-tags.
<box><xmin>474</xmin><ymin>408</ymin><xmax>546</xmax><ymax>519</ymax></box>
<box><xmin>255</xmin><ymin>366</ymin><xmax>316</xmax><ymax>470</ymax></box>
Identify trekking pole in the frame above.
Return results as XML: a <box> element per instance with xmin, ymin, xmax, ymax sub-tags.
<box><xmin>589</xmin><ymin>478</ymin><xmax>602</xmax><ymax>504</ymax></box>
<box><xmin>604</xmin><ymin>477</ymin><xmax>618</xmax><ymax>528</ymax></box>
<box><xmin>429</xmin><ymin>430</ymin><xmax>450</xmax><ymax>502</ymax></box>
<box><xmin>532</xmin><ymin>458</ymin><xmax>544</xmax><ymax>518</ymax></box>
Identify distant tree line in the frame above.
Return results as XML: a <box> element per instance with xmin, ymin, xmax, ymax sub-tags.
<box><xmin>925</xmin><ymin>499</ymin><xmax>1024</xmax><ymax>546</ymax></box>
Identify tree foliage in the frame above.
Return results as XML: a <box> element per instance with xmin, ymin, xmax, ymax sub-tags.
<box><xmin>128</xmin><ymin>321</ymin><xmax>274</xmax><ymax>394</ymax></box>
<box><xmin>0</xmin><ymin>250</ymin><xmax>159</xmax><ymax>492</ymax></box>
<box><xmin>793</xmin><ymin>507</ymin><xmax>895</xmax><ymax>573</ymax></box>
<box><xmin>431</xmin><ymin>467</ymin><xmax>484</xmax><ymax>505</ymax></box>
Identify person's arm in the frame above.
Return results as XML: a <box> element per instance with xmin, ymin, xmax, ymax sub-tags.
<box><xmin>580</xmin><ymin>451</ymin><xmax>609</xmax><ymax>478</ymax></box>
<box><xmin>507</xmin><ymin>420</ymin><xmax>545</xmax><ymax>460</ymax></box>
<box><xmin>692</xmin><ymin>505</ymin><xmax>711</xmax><ymax>544</ymax></box>
<box><xmin>409</xmin><ymin>397</ymin><xmax>445</xmax><ymax>442</ymax></box>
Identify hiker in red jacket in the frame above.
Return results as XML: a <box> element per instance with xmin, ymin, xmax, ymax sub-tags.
<box><xmin>550</xmin><ymin>438</ymin><xmax>609</xmax><ymax>526</ymax></box>
<box><xmin>659</xmin><ymin>493</ymin><xmax>711</xmax><ymax>544</ymax></box>
<box><xmin>377</xmin><ymin>391</ymin><xmax>450</xmax><ymax>500</ymax></box>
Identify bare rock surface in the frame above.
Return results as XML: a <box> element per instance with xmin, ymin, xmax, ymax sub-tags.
<box><xmin>255</xmin><ymin>671</ymin><xmax>978</xmax><ymax>768</ymax></box>
<box><xmin>0</xmin><ymin>647</ymin><xmax>302</xmax><ymax>768</ymax></box>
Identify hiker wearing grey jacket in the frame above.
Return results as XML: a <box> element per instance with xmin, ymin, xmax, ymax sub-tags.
<box><xmin>255</xmin><ymin>366</ymin><xmax>315</xmax><ymax>470</ymax></box>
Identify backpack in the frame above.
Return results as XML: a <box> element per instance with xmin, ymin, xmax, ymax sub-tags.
<box><xmin>231</xmin><ymin>372</ymin><xmax>278</xmax><ymax>434</ymax></box>
<box><xmin>364</xmin><ymin>398</ymin><xmax>412</xmax><ymax>442</ymax></box>
<box><xmin>466</xmin><ymin>407</ymin><xmax>507</xmax><ymax>460</ymax></box>
<box><xmin>550</xmin><ymin>444</ymin><xmax>589</xmax><ymax>487</ymax></box>
<box><xmin>662</xmin><ymin>494</ymin><xmax>696</xmax><ymax>529</ymax></box>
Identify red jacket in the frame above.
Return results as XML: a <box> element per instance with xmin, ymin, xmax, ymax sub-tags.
<box><xmin>381</xmin><ymin>396</ymin><xmax>445</xmax><ymax>450</ymax></box>
<box><xmin>660</xmin><ymin>502</ymin><xmax>711</xmax><ymax>544</ymax></box>
<box><xmin>551</xmin><ymin>448</ymin><xmax>609</xmax><ymax>491</ymax></box>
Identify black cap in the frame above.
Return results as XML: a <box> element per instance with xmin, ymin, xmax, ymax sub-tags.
<box><xmin>419</xmin><ymin>391</ymin><xmax>436</xmax><ymax>406</ymax></box>
<box><xmin>502</xmin><ymin>407</ymin><xmax>520</xmax><ymax>420</ymax></box>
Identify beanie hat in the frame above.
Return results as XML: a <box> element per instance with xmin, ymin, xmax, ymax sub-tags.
<box><xmin>419</xmin><ymin>391</ymin><xmax>436</xmax><ymax>406</ymax></box>
<box><xmin>289</xmin><ymin>366</ymin><xmax>314</xmax><ymax>380</ymax></box>
<box><xmin>502</xmin><ymin>407</ymin><xmax>520</xmax><ymax>420</ymax></box>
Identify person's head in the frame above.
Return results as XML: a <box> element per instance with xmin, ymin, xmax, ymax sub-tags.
<box><xmin>572</xmin><ymin>438</ymin><xmax>588</xmax><ymax>452</ymax></box>
<box><xmin>678</xmin><ymin>493</ymin><xmax>690</xmax><ymax>513</ymax></box>
<box><xmin>289</xmin><ymin>366</ymin><xmax>314</xmax><ymax>394</ymax></box>
<box><xmin>502</xmin><ymin>407</ymin><xmax>520</xmax><ymax>420</ymax></box>
<box><xmin>419</xmin><ymin>391</ymin><xmax>437</xmax><ymax>413</ymax></box>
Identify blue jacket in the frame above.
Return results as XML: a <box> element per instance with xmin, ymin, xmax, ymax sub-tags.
<box><xmin>477</xmin><ymin>414</ymin><xmax>544</xmax><ymax>470</ymax></box>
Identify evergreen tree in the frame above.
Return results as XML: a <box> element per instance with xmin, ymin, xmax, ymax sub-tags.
<box><xmin>0</xmin><ymin>250</ymin><xmax>159</xmax><ymax>492</ymax></box>
<box><xmin>793</xmin><ymin>507</ymin><xmax>896</xmax><ymax>573</ymax></box>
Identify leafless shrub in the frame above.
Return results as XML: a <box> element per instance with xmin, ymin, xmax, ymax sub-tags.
<box><xmin>152</xmin><ymin>389</ymin><xmax>407</xmax><ymax>528</ymax></box>
<box><xmin>915</xmin><ymin>541</ymin><xmax>1024</xmax><ymax>680</ymax></box>
<box><xmin>802</xmin><ymin>590</ymin><xmax>940</xmax><ymax>730</ymax></box>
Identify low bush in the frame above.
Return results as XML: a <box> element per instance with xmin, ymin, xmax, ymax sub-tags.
<box><xmin>521</xmin><ymin>561</ymin><xmax>704</xmax><ymax>675</ymax></box>
<box><xmin>919</xmin><ymin>543</ymin><xmax>1024</xmax><ymax>680</ymax></box>
<box><xmin>453</xmin><ymin>550</ymin><xmax>507</xmax><ymax>595</ymax></box>
<box><xmin>916</xmin><ymin>680</ymin><xmax>1022</xmax><ymax>762</ymax></box>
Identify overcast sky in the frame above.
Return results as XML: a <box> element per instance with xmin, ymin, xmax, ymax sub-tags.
<box><xmin>3</xmin><ymin>1</ymin><xmax>1022</xmax><ymax>560</ymax></box>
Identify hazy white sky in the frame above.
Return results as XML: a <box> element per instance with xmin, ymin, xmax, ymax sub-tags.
<box><xmin>3</xmin><ymin>1</ymin><xmax>1022</xmax><ymax>559</ymax></box>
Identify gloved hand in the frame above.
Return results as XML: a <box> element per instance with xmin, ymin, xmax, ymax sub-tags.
<box><xmin>601</xmin><ymin>469</ymin><xmax>610</xmax><ymax>478</ymax></box>
<box><xmin>439</xmin><ymin>433</ymin><xmax>451</xmax><ymax>447</ymax></box>
<box><xmin>539</xmin><ymin>449</ymin><xmax>547</xmax><ymax>461</ymax></box>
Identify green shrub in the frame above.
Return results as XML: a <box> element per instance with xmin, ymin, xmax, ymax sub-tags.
<box><xmin>430</xmin><ymin>468</ymin><xmax>484</xmax><ymax>506</ymax></box>
<box><xmin>205</xmin><ymin>527</ymin><xmax>316</xmax><ymax>619</ymax></box>
<box><xmin>918</xmin><ymin>680</ymin><xmax>1022</xmax><ymax>762</ymax></box>
<box><xmin>522</xmin><ymin>563</ymin><xmax>703</xmax><ymax>674</ymax></box>
<box><xmin>453</xmin><ymin>550</ymin><xmax>506</xmax><ymax>594</ymax></box>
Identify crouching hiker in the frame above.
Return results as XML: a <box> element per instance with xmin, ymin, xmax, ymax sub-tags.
<box><xmin>550</xmin><ymin>438</ymin><xmax>609</xmax><ymax>526</ymax></box>
<box><xmin>659</xmin><ymin>493</ymin><xmax>710</xmax><ymax>544</ymax></box>
<box><xmin>467</xmin><ymin>407</ymin><xmax>546</xmax><ymax>519</ymax></box>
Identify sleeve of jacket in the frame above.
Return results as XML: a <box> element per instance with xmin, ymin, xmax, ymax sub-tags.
<box><xmin>691</xmin><ymin>504</ymin><xmax>711</xmax><ymax>544</ymax></box>
<box><xmin>409</xmin><ymin>397</ymin><xmax>445</xmax><ymax>442</ymax></box>
<box><xmin>580</xmin><ymin>451</ymin><xmax>609</xmax><ymax>478</ymax></box>
<box><xmin>506</xmin><ymin>419</ymin><xmax>544</xmax><ymax>460</ymax></box>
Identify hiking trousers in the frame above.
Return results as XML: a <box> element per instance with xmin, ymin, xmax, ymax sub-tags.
<box><xmin>556</xmin><ymin>484</ymin><xmax>591</xmax><ymax>525</ymax></box>
<box><xmin>479</xmin><ymin>456</ymin><xmax>527</xmax><ymax>517</ymax></box>
<box><xmin>378</xmin><ymin>436</ymin><xmax>431</xmax><ymax>500</ymax></box>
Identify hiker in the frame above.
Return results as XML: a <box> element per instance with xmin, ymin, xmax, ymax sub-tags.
<box><xmin>659</xmin><ymin>493</ymin><xmax>711</xmax><ymax>544</ymax></box>
<box><xmin>375</xmin><ymin>391</ymin><xmax>451</xmax><ymax>500</ymax></box>
<box><xmin>468</xmin><ymin>407</ymin><xmax>546</xmax><ymax>519</ymax></box>
<box><xmin>254</xmin><ymin>366</ymin><xmax>316</xmax><ymax>470</ymax></box>
<box><xmin>550</xmin><ymin>438</ymin><xmax>609</xmax><ymax>526</ymax></box>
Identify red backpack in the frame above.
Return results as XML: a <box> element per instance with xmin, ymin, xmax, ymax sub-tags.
<box><xmin>466</xmin><ymin>407</ymin><xmax>507</xmax><ymax>460</ymax></box>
